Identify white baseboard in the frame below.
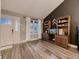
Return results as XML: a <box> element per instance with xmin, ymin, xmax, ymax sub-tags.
<box><xmin>0</xmin><ymin>39</ymin><xmax>40</xmax><ymax>51</ymax></box>
<box><xmin>0</xmin><ymin>56</ymin><xmax>1</xmax><ymax>59</ymax></box>
<box><xmin>68</xmin><ymin>44</ymin><xmax>77</xmax><ymax>48</ymax></box>
<box><xmin>0</xmin><ymin>52</ymin><xmax>1</xmax><ymax>59</ymax></box>
<box><xmin>0</xmin><ymin>45</ymin><xmax>12</xmax><ymax>51</ymax></box>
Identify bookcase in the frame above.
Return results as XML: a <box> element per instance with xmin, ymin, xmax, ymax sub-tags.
<box><xmin>43</xmin><ymin>18</ymin><xmax>58</xmax><ymax>32</ymax></box>
<box><xmin>43</xmin><ymin>20</ymin><xmax>51</xmax><ymax>32</ymax></box>
<box><xmin>43</xmin><ymin>19</ymin><xmax>57</xmax><ymax>41</ymax></box>
<box><xmin>55</xmin><ymin>16</ymin><xmax>71</xmax><ymax>48</ymax></box>
<box><xmin>43</xmin><ymin>16</ymin><xmax>71</xmax><ymax>48</ymax></box>
<box><xmin>57</xmin><ymin>16</ymin><xmax>71</xmax><ymax>36</ymax></box>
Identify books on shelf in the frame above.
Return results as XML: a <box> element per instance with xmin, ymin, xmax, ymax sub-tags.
<box><xmin>59</xmin><ymin>29</ymin><xmax>64</xmax><ymax>35</ymax></box>
<box><xmin>57</xmin><ymin>16</ymin><xmax>70</xmax><ymax>36</ymax></box>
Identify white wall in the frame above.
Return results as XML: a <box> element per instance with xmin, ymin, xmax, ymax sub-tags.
<box><xmin>0</xmin><ymin>52</ymin><xmax>1</xmax><ymax>59</ymax></box>
<box><xmin>26</xmin><ymin>17</ymin><xmax>30</xmax><ymax>41</ymax></box>
<box><xmin>0</xmin><ymin>0</ymin><xmax>1</xmax><ymax>18</ymax></box>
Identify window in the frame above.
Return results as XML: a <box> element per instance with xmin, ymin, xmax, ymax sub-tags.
<box><xmin>0</xmin><ymin>18</ymin><xmax>12</xmax><ymax>25</ymax></box>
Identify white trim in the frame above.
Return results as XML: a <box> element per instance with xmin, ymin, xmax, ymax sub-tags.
<box><xmin>0</xmin><ymin>45</ymin><xmax>12</xmax><ymax>51</ymax></box>
<box><xmin>0</xmin><ymin>38</ymin><xmax>41</xmax><ymax>51</ymax></box>
<box><xmin>0</xmin><ymin>56</ymin><xmax>1</xmax><ymax>59</ymax></box>
<box><xmin>0</xmin><ymin>52</ymin><xmax>1</xmax><ymax>59</ymax></box>
<box><xmin>68</xmin><ymin>44</ymin><xmax>77</xmax><ymax>48</ymax></box>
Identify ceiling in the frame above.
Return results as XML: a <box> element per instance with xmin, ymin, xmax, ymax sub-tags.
<box><xmin>1</xmin><ymin>0</ymin><xmax>64</xmax><ymax>19</ymax></box>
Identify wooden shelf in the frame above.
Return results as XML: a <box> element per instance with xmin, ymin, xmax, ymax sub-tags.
<box><xmin>55</xmin><ymin>16</ymin><xmax>71</xmax><ymax>48</ymax></box>
<box><xmin>43</xmin><ymin>20</ymin><xmax>51</xmax><ymax>32</ymax></box>
<box><xmin>43</xmin><ymin>16</ymin><xmax>71</xmax><ymax>48</ymax></box>
<box><xmin>58</xmin><ymin>22</ymin><xmax>68</xmax><ymax>24</ymax></box>
<box><xmin>57</xmin><ymin>16</ymin><xmax>70</xmax><ymax>36</ymax></box>
<box><xmin>44</xmin><ymin>24</ymin><xmax>48</xmax><ymax>25</ymax></box>
<box><xmin>58</xmin><ymin>25</ymin><xmax>68</xmax><ymax>28</ymax></box>
<box><xmin>55</xmin><ymin>35</ymin><xmax>69</xmax><ymax>48</ymax></box>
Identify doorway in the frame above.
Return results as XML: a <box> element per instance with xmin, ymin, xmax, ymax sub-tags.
<box><xmin>0</xmin><ymin>15</ymin><xmax>20</xmax><ymax>47</ymax></box>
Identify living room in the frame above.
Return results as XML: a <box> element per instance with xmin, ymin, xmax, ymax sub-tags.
<box><xmin>0</xmin><ymin>0</ymin><xmax>79</xmax><ymax>59</ymax></box>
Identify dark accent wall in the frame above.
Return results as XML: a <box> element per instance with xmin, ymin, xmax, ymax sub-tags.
<box><xmin>44</xmin><ymin>0</ymin><xmax>79</xmax><ymax>45</ymax></box>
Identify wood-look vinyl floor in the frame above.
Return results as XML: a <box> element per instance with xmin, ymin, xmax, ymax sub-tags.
<box><xmin>1</xmin><ymin>40</ymin><xmax>79</xmax><ymax>59</ymax></box>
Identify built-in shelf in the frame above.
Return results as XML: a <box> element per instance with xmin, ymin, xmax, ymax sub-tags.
<box><xmin>58</xmin><ymin>22</ymin><xmax>68</xmax><ymax>24</ymax></box>
<box><xmin>55</xmin><ymin>16</ymin><xmax>71</xmax><ymax>48</ymax></box>
<box><xmin>58</xmin><ymin>25</ymin><xmax>68</xmax><ymax>28</ymax></box>
<box><xmin>43</xmin><ymin>20</ymin><xmax>51</xmax><ymax>32</ymax></box>
<box><xmin>57</xmin><ymin>16</ymin><xmax>70</xmax><ymax>36</ymax></box>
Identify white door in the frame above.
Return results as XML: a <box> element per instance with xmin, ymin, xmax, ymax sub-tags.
<box><xmin>0</xmin><ymin>17</ymin><xmax>13</xmax><ymax>47</ymax></box>
<box><xmin>0</xmin><ymin>15</ymin><xmax>20</xmax><ymax>47</ymax></box>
